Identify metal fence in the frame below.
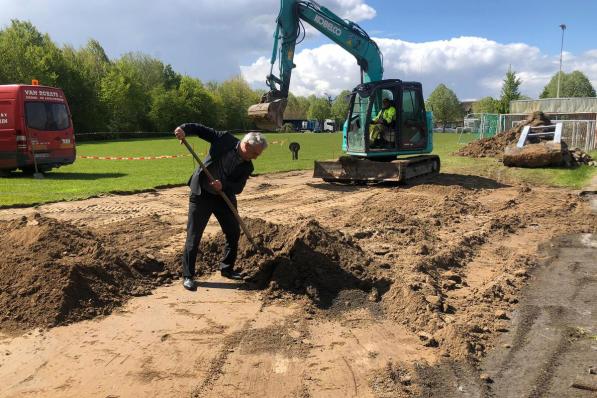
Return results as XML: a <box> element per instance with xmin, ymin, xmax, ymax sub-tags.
<box><xmin>464</xmin><ymin>113</ymin><xmax>499</xmax><ymax>137</ymax></box>
<box><xmin>498</xmin><ymin>113</ymin><xmax>597</xmax><ymax>151</ymax></box>
<box><xmin>457</xmin><ymin>113</ymin><xmax>499</xmax><ymax>144</ymax></box>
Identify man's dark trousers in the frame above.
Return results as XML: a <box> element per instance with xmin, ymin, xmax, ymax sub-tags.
<box><xmin>182</xmin><ymin>192</ymin><xmax>240</xmax><ymax>278</ymax></box>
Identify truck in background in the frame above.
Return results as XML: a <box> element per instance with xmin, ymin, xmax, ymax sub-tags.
<box><xmin>280</xmin><ymin>119</ymin><xmax>337</xmax><ymax>132</ymax></box>
<box><xmin>0</xmin><ymin>82</ymin><xmax>76</xmax><ymax>173</ymax></box>
<box><xmin>323</xmin><ymin>119</ymin><xmax>335</xmax><ymax>132</ymax></box>
<box><xmin>301</xmin><ymin>120</ymin><xmax>318</xmax><ymax>131</ymax></box>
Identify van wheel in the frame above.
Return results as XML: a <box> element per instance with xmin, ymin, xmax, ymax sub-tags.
<box><xmin>21</xmin><ymin>166</ymin><xmax>36</xmax><ymax>175</ymax></box>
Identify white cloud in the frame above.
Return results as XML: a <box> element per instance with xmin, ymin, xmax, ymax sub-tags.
<box><xmin>324</xmin><ymin>0</ymin><xmax>376</xmax><ymax>20</ymax></box>
<box><xmin>0</xmin><ymin>0</ymin><xmax>376</xmax><ymax>81</ymax></box>
<box><xmin>242</xmin><ymin>36</ymin><xmax>597</xmax><ymax>100</ymax></box>
<box><xmin>3</xmin><ymin>1</ymin><xmax>595</xmax><ymax>100</ymax></box>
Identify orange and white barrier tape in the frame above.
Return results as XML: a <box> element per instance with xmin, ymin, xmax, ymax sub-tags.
<box><xmin>79</xmin><ymin>154</ymin><xmax>193</xmax><ymax>161</ymax></box>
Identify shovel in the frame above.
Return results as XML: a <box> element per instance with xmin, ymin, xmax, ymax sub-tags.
<box><xmin>180</xmin><ymin>138</ymin><xmax>261</xmax><ymax>251</ymax></box>
<box><xmin>28</xmin><ymin>134</ymin><xmax>44</xmax><ymax>179</ymax></box>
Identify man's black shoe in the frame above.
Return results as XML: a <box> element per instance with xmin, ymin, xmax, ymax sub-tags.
<box><xmin>220</xmin><ymin>267</ymin><xmax>244</xmax><ymax>281</ymax></box>
<box><xmin>183</xmin><ymin>277</ymin><xmax>197</xmax><ymax>291</ymax></box>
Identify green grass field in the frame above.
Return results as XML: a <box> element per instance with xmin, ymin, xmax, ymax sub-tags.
<box><xmin>0</xmin><ymin>132</ymin><xmax>595</xmax><ymax>207</ymax></box>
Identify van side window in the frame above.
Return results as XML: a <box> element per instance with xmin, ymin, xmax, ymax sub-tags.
<box><xmin>25</xmin><ymin>102</ymin><xmax>70</xmax><ymax>131</ymax></box>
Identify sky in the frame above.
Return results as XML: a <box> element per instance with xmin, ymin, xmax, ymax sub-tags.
<box><xmin>1</xmin><ymin>0</ymin><xmax>596</xmax><ymax>100</ymax></box>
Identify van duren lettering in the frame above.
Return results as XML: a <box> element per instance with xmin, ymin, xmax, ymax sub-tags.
<box><xmin>24</xmin><ymin>89</ymin><xmax>63</xmax><ymax>101</ymax></box>
<box><xmin>0</xmin><ymin>113</ymin><xmax>7</xmax><ymax>125</ymax></box>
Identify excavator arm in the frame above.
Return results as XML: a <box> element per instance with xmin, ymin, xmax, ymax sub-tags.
<box><xmin>248</xmin><ymin>0</ymin><xmax>384</xmax><ymax>129</ymax></box>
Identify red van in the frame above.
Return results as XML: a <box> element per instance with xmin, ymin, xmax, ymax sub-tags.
<box><xmin>0</xmin><ymin>83</ymin><xmax>76</xmax><ymax>173</ymax></box>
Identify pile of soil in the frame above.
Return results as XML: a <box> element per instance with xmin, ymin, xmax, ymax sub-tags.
<box><xmin>456</xmin><ymin>111</ymin><xmax>552</xmax><ymax>158</ymax></box>
<box><xmin>199</xmin><ymin>218</ymin><xmax>390</xmax><ymax>309</ymax></box>
<box><xmin>503</xmin><ymin>141</ymin><xmax>566</xmax><ymax>168</ymax></box>
<box><xmin>0</xmin><ymin>213</ymin><xmax>389</xmax><ymax>331</ymax></box>
<box><xmin>0</xmin><ymin>214</ymin><xmax>171</xmax><ymax>332</ymax></box>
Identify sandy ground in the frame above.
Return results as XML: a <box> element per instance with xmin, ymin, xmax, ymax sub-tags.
<box><xmin>0</xmin><ymin>171</ymin><xmax>595</xmax><ymax>397</ymax></box>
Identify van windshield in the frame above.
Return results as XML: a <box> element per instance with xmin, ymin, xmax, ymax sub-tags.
<box><xmin>25</xmin><ymin>102</ymin><xmax>70</xmax><ymax>131</ymax></box>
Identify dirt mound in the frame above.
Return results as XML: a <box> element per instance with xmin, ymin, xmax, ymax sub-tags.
<box><xmin>503</xmin><ymin>141</ymin><xmax>566</xmax><ymax>168</ymax></box>
<box><xmin>0</xmin><ymin>213</ymin><xmax>388</xmax><ymax>331</ymax></box>
<box><xmin>0</xmin><ymin>215</ymin><xmax>170</xmax><ymax>332</ymax></box>
<box><xmin>456</xmin><ymin>111</ymin><xmax>552</xmax><ymax>158</ymax></box>
<box><xmin>199</xmin><ymin>218</ymin><xmax>390</xmax><ymax>308</ymax></box>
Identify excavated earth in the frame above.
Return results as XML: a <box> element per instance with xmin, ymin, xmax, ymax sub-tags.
<box><xmin>0</xmin><ymin>171</ymin><xmax>595</xmax><ymax>397</ymax></box>
<box><xmin>456</xmin><ymin>111</ymin><xmax>552</xmax><ymax>159</ymax></box>
<box><xmin>456</xmin><ymin>111</ymin><xmax>595</xmax><ymax>168</ymax></box>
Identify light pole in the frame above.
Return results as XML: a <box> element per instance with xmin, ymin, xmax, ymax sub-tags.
<box><xmin>556</xmin><ymin>23</ymin><xmax>566</xmax><ymax>98</ymax></box>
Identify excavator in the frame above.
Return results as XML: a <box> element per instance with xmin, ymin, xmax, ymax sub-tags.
<box><xmin>248</xmin><ymin>0</ymin><xmax>440</xmax><ymax>183</ymax></box>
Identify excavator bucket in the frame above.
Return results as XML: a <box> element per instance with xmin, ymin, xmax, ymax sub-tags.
<box><xmin>247</xmin><ymin>99</ymin><xmax>287</xmax><ymax>131</ymax></box>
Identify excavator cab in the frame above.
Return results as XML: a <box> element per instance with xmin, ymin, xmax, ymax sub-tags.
<box><xmin>344</xmin><ymin>79</ymin><xmax>430</xmax><ymax>157</ymax></box>
<box><xmin>314</xmin><ymin>79</ymin><xmax>439</xmax><ymax>183</ymax></box>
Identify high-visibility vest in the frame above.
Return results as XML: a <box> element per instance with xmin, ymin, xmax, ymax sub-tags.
<box><xmin>374</xmin><ymin>106</ymin><xmax>396</xmax><ymax>125</ymax></box>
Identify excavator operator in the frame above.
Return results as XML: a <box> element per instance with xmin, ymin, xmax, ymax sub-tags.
<box><xmin>369</xmin><ymin>98</ymin><xmax>396</xmax><ymax>147</ymax></box>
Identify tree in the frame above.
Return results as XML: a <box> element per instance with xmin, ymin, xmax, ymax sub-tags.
<box><xmin>61</xmin><ymin>40</ymin><xmax>113</xmax><ymax>132</ymax></box>
<box><xmin>307</xmin><ymin>96</ymin><xmax>331</xmax><ymax>127</ymax></box>
<box><xmin>472</xmin><ymin>96</ymin><xmax>498</xmax><ymax>114</ymax></box>
<box><xmin>0</xmin><ymin>21</ymin><xmax>283</xmax><ymax>133</ymax></box>
<box><xmin>540</xmin><ymin>70</ymin><xmax>596</xmax><ymax>98</ymax></box>
<box><xmin>284</xmin><ymin>93</ymin><xmax>310</xmax><ymax>120</ymax></box>
<box><xmin>76</xmin><ymin>39</ymin><xmax>111</xmax><ymax>83</ymax></box>
<box><xmin>211</xmin><ymin>76</ymin><xmax>261</xmax><ymax>130</ymax></box>
<box><xmin>61</xmin><ymin>46</ymin><xmax>103</xmax><ymax>132</ymax></box>
<box><xmin>149</xmin><ymin>76</ymin><xmax>219</xmax><ymax>132</ymax></box>
<box><xmin>426</xmin><ymin>84</ymin><xmax>462</xmax><ymax>132</ymax></box>
<box><xmin>99</xmin><ymin>58</ymin><xmax>147</xmax><ymax>131</ymax></box>
<box><xmin>330</xmin><ymin>90</ymin><xmax>351</xmax><ymax>129</ymax></box>
<box><xmin>497</xmin><ymin>67</ymin><xmax>522</xmax><ymax>114</ymax></box>
<box><xmin>0</xmin><ymin>20</ymin><xmax>66</xmax><ymax>86</ymax></box>
<box><xmin>119</xmin><ymin>52</ymin><xmax>176</xmax><ymax>93</ymax></box>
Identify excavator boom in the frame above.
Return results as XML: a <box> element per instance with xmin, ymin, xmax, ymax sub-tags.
<box><xmin>248</xmin><ymin>0</ymin><xmax>383</xmax><ymax>129</ymax></box>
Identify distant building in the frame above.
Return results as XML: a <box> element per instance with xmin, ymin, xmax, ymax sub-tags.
<box><xmin>461</xmin><ymin>101</ymin><xmax>474</xmax><ymax>114</ymax></box>
<box><xmin>510</xmin><ymin>97</ymin><xmax>597</xmax><ymax>114</ymax></box>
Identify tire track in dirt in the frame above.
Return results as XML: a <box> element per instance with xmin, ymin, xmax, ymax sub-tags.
<box><xmin>477</xmin><ymin>234</ymin><xmax>597</xmax><ymax>398</ymax></box>
<box><xmin>190</xmin><ymin>320</ymin><xmax>254</xmax><ymax>398</ymax></box>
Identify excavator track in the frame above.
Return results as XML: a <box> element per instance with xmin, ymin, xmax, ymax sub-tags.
<box><xmin>313</xmin><ymin>155</ymin><xmax>440</xmax><ymax>183</ymax></box>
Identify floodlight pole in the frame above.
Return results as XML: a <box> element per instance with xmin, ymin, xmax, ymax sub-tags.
<box><xmin>556</xmin><ymin>24</ymin><xmax>566</xmax><ymax>98</ymax></box>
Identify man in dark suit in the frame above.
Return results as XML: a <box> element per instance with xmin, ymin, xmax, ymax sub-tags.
<box><xmin>174</xmin><ymin>123</ymin><xmax>268</xmax><ymax>291</ymax></box>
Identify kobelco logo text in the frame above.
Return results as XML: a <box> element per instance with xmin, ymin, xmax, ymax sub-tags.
<box><xmin>314</xmin><ymin>15</ymin><xmax>341</xmax><ymax>36</ymax></box>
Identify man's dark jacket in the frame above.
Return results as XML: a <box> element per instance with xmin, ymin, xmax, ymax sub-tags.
<box><xmin>180</xmin><ymin>123</ymin><xmax>254</xmax><ymax>197</ymax></box>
